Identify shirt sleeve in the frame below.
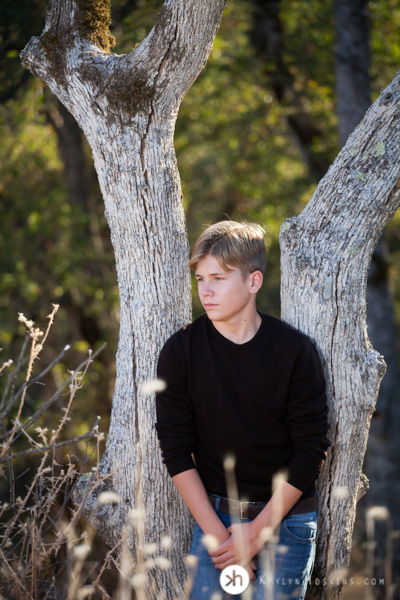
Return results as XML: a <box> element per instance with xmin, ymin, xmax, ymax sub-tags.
<box><xmin>285</xmin><ymin>338</ymin><xmax>330</xmax><ymax>492</ymax></box>
<box><xmin>155</xmin><ymin>332</ymin><xmax>196</xmax><ymax>478</ymax></box>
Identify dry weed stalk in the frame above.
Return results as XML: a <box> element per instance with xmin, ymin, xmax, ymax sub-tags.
<box><xmin>0</xmin><ymin>309</ymin><xmax>116</xmax><ymax>599</ymax></box>
<box><xmin>0</xmin><ymin>311</ymin><xmax>188</xmax><ymax>600</ymax></box>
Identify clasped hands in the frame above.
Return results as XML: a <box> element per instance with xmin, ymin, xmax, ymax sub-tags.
<box><xmin>208</xmin><ymin>521</ymin><xmax>269</xmax><ymax>581</ymax></box>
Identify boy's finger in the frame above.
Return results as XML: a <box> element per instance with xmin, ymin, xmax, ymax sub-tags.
<box><xmin>213</xmin><ymin>556</ymin><xmax>233</xmax><ymax>569</ymax></box>
<box><xmin>209</xmin><ymin>541</ymin><xmax>231</xmax><ymax>556</ymax></box>
<box><xmin>211</xmin><ymin>549</ymin><xmax>235</xmax><ymax>564</ymax></box>
<box><xmin>246</xmin><ymin>564</ymin><xmax>257</xmax><ymax>581</ymax></box>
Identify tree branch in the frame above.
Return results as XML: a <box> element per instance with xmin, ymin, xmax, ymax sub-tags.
<box><xmin>280</xmin><ymin>69</ymin><xmax>400</xmax><ymax>593</ymax></box>
<box><xmin>127</xmin><ymin>0</ymin><xmax>226</xmax><ymax>103</ymax></box>
<box><xmin>21</xmin><ymin>0</ymin><xmax>226</xmax><ymax>120</ymax></box>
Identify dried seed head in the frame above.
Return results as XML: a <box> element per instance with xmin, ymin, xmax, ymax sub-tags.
<box><xmin>201</xmin><ymin>534</ymin><xmax>219</xmax><ymax>551</ymax></box>
<box><xmin>131</xmin><ymin>573</ymin><xmax>147</xmax><ymax>588</ymax></box>
<box><xmin>333</xmin><ymin>486</ymin><xmax>348</xmax><ymax>500</ymax></box>
<box><xmin>77</xmin><ymin>587</ymin><xmax>95</xmax><ymax>600</ymax></box>
<box><xmin>154</xmin><ymin>556</ymin><xmax>171</xmax><ymax>570</ymax></box>
<box><xmin>185</xmin><ymin>555</ymin><xmax>198</xmax><ymax>567</ymax></box>
<box><xmin>366</xmin><ymin>506</ymin><xmax>390</xmax><ymax>521</ymax></box>
<box><xmin>128</xmin><ymin>507</ymin><xmax>146</xmax><ymax>522</ymax></box>
<box><xmin>258</xmin><ymin>526</ymin><xmax>273</xmax><ymax>543</ymax></box>
<box><xmin>144</xmin><ymin>558</ymin><xmax>155</xmax><ymax>569</ymax></box>
<box><xmin>272</xmin><ymin>469</ymin><xmax>288</xmax><ymax>491</ymax></box>
<box><xmin>73</xmin><ymin>544</ymin><xmax>91</xmax><ymax>559</ymax></box>
<box><xmin>160</xmin><ymin>535</ymin><xmax>172</xmax><ymax>550</ymax></box>
<box><xmin>210</xmin><ymin>593</ymin><xmax>224</xmax><ymax>600</ymax></box>
<box><xmin>223</xmin><ymin>454</ymin><xmax>236</xmax><ymax>472</ymax></box>
<box><xmin>98</xmin><ymin>491</ymin><xmax>121</xmax><ymax>505</ymax></box>
<box><xmin>143</xmin><ymin>543</ymin><xmax>158</xmax><ymax>554</ymax></box>
<box><xmin>141</xmin><ymin>378</ymin><xmax>167</xmax><ymax>395</ymax></box>
<box><xmin>329</xmin><ymin>567</ymin><xmax>349</xmax><ymax>582</ymax></box>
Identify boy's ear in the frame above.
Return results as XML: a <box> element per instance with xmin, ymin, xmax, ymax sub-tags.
<box><xmin>249</xmin><ymin>270</ymin><xmax>263</xmax><ymax>293</ymax></box>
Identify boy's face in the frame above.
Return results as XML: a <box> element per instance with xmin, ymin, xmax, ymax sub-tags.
<box><xmin>194</xmin><ymin>255</ymin><xmax>262</xmax><ymax>324</ymax></box>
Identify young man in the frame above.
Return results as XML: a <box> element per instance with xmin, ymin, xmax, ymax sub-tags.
<box><xmin>156</xmin><ymin>221</ymin><xmax>330</xmax><ymax>600</ymax></box>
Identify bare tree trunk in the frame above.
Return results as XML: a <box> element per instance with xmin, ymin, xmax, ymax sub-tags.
<box><xmin>21</xmin><ymin>1</ymin><xmax>225</xmax><ymax>596</ymax></box>
<box><xmin>280</xmin><ymin>72</ymin><xmax>400</xmax><ymax>599</ymax></box>
<box><xmin>335</xmin><ymin>2</ymin><xmax>400</xmax><ymax>589</ymax></box>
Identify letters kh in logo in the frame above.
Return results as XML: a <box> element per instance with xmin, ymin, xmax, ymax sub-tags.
<box><xmin>220</xmin><ymin>565</ymin><xmax>250</xmax><ymax>594</ymax></box>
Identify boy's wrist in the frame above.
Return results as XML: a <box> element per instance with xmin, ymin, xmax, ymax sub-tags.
<box><xmin>249</xmin><ymin>513</ymin><xmax>273</xmax><ymax>543</ymax></box>
<box><xmin>201</xmin><ymin>522</ymin><xmax>231</xmax><ymax>550</ymax></box>
<box><xmin>214</xmin><ymin>525</ymin><xmax>231</xmax><ymax>545</ymax></box>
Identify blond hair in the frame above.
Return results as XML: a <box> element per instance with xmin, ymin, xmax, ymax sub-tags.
<box><xmin>189</xmin><ymin>220</ymin><xmax>267</xmax><ymax>277</ymax></box>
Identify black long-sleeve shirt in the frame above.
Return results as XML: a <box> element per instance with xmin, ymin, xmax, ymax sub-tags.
<box><xmin>155</xmin><ymin>312</ymin><xmax>330</xmax><ymax>502</ymax></box>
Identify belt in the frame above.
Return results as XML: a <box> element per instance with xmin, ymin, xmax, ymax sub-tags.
<box><xmin>208</xmin><ymin>494</ymin><xmax>318</xmax><ymax>520</ymax></box>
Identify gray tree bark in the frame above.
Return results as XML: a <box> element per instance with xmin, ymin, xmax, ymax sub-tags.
<box><xmin>280</xmin><ymin>72</ymin><xmax>400</xmax><ymax>599</ymax></box>
<box><xmin>21</xmin><ymin>1</ymin><xmax>225</xmax><ymax>597</ymax></box>
<box><xmin>334</xmin><ymin>1</ymin><xmax>400</xmax><ymax>589</ymax></box>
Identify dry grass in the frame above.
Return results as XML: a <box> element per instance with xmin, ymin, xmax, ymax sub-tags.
<box><xmin>1</xmin><ymin>308</ymin><xmax>397</xmax><ymax>600</ymax></box>
<box><xmin>0</xmin><ymin>307</ymin><xmax>115</xmax><ymax>600</ymax></box>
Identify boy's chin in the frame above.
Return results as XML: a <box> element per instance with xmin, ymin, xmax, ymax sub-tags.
<box><xmin>204</xmin><ymin>309</ymin><xmax>218</xmax><ymax>319</ymax></box>
<box><xmin>205</xmin><ymin>311</ymin><xmax>225</xmax><ymax>322</ymax></box>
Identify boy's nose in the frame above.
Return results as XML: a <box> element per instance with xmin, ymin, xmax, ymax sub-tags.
<box><xmin>201</xmin><ymin>285</ymin><xmax>213</xmax><ymax>297</ymax></box>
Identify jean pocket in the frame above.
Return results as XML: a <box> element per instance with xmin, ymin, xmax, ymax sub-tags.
<box><xmin>282</xmin><ymin>510</ymin><xmax>317</xmax><ymax>543</ymax></box>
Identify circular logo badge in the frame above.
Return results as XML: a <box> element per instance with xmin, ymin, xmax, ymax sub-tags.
<box><xmin>219</xmin><ymin>564</ymin><xmax>250</xmax><ymax>595</ymax></box>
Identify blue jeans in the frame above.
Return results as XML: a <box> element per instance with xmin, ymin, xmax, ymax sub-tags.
<box><xmin>189</xmin><ymin>502</ymin><xmax>317</xmax><ymax>600</ymax></box>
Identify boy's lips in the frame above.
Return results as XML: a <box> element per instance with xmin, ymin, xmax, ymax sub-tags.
<box><xmin>204</xmin><ymin>303</ymin><xmax>218</xmax><ymax>309</ymax></box>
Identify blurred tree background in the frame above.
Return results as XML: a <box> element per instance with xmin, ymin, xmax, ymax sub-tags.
<box><xmin>1</xmin><ymin>0</ymin><xmax>400</xmax><ymax>593</ymax></box>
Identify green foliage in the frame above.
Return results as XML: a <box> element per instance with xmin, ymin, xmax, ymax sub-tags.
<box><xmin>176</xmin><ymin>0</ymin><xmax>337</xmax><ymax>316</ymax></box>
<box><xmin>0</xmin><ymin>0</ymin><xmax>46</xmax><ymax>102</ymax></box>
<box><xmin>112</xmin><ymin>0</ymin><xmax>163</xmax><ymax>52</ymax></box>
<box><xmin>0</xmin><ymin>83</ymin><xmax>63</xmax><ymax>333</ymax></box>
<box><xmin>0</xmin><ymin>82</ymin><xmax>118</xmax><ymax>434</ymax></box>
<box><xmin>370</xmin><ymin>0</ymin><xmax>400</xmax><ymax>95</ymax></box>
<box><xmin>1</xmin><ymin>0</ymin><xmax>400</xmax><ymax>441</ymax></box>
<box><xmin>0</xmin><ymin>1</ymin><xmax>400</xmax><ymax>592</ymax></box>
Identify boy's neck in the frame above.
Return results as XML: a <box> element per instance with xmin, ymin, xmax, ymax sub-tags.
<box><xmin>210</xmin><ymin>308</ymin><xmax>262</xmax><ymax>345</ymax></box>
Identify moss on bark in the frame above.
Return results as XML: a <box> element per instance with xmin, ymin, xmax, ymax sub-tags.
<box><xmin>38</xmin><ymin>0</ymin><xmax>115</xmax><ymax>89</ymax></box>
<box><xmin>77</xmin><ymin>0</ymin><xmax>116</xmax><ymax>53</ymax></box>
<box><xmin>39</xmin><ymin>30</ymin><xmax>72</xmax><ymax>87</ymax></box>
<box><xmin>104</xmin><ymin>66</ymin><xmax>156</xmax><ymax>118</ymax></box>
